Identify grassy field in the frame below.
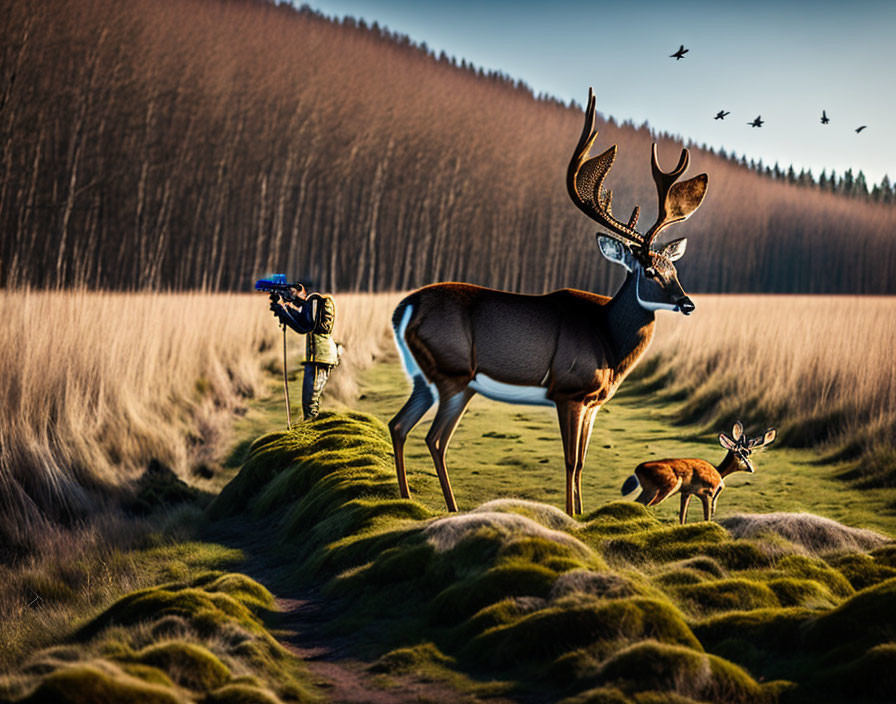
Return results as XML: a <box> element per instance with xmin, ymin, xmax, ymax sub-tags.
<box><xmin>355</xmin><ymin>359</ymin><xmax>896</xmax><ymax>536</ymax></box>
<box><xmin>641</xmin><ymin>295</ymin><xmax>896</xmax><ymax>486</ymax></box>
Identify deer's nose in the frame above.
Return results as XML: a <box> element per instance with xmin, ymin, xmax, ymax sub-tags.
<box><xmin>677</xmin><ymin>297</ymin><xmax>695</xmax><ymax>315</ymax></box>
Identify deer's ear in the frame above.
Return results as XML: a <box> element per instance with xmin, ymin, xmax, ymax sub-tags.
<box><xmin>719</xmin><ymin>433</ymin><xmax>737</xmax><ymax>451</ymax></box>
<box><xmin>597</xmin><ymin>235</ymin><xmax>632</xmax><ymax>270</ymax></box>
<box><xmin>659</xmin><ymin>237</ymin><xmax>687</xmax><ymax>262</ymax></box>
<box><xmin>731</xmin><ymin>421</ymin><xmax>744</xmax><ymax>441</ymax></box>
<box><xmin>762</xmin><ymin>428</ymin><xmax>777</xmax><ymax>447</ymax></box>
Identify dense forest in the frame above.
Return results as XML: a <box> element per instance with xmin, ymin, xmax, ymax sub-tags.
<box><xmin>2</xmin><ymin>0</ymin><xmax>895</xmax><ymax>294</ymax></box>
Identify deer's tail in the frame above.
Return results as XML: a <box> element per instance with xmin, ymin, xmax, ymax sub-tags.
<box><xmin>621</xmin><ymin>474</ymin><xmax>640</xmax><ymax>496</ymax></box>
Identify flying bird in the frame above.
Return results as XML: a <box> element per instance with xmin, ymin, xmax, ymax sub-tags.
<box><xmin>715</xmin><ymin>110</ymin><xmax>730</xmax><ymax>120</ymax></box>
<box><xmin>856</xmin><ymin>125</ymin><xmax>867</xmax><ymax>133</ymax></box>
<box><xmin>821</xmin><ymin>110</ymin><xmax>829</xmax><ymax>124</ymax></box>
<box><xmin>748</xmin><ymin>115</ymin><xmax>764</xmax><ymax>128</ymax></box>
<box><xmin>670</xmin><ymin>45</ymin><xmax>688</xmax><ymax>60</ymax></box>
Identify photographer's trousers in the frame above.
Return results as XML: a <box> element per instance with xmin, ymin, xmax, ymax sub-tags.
<box><xmin>302</xmin><ymin>362</ymin><xmax>332</xmax><ymax>420</ymax></box>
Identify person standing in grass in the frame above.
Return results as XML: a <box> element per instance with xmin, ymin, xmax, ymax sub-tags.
<box><xmin>270</xmin><ymin>285</ymin><xmax>339</xmax><ymax>420</ymax></box>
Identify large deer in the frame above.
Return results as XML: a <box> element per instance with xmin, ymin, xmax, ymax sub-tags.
<box><xmin>389</xmin><ymin>88</ymin><xmax>708</xmax><ymax>516</ymax></box>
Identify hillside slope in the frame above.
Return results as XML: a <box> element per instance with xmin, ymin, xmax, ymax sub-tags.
<box><xmin>2</xmin><ymin>0</ymin><xmax>895</xmax><ymax>293</ymax></box>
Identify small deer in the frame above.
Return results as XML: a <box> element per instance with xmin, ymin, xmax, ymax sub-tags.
<box><xmin>621</xmin><ymin>422</ymin><xmax>777</xmax><ymax>523</ymax></box>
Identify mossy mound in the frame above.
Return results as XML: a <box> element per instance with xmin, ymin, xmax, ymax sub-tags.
<box><xmin>671</xmin><ymin>578</ymin><xmax>780</xmax><ymax>615</ymax></box>
<box><xmin>5</xmin><ymin>573</ymin><xmax>319</xmax><ymax>704</ymax></box>
<box><xmin>193</xmin><ymin>412</ymin><xmax>896</xmax><ymax>702</ymax></box>
<box><xmin>17</xmin><ymin>664</ymin><xmax>182</xmax><ymax>704</ymax></box>
<box><xmin>812</xmin><ymin>643</ymin><xmax>896</xmax><ymax>701</ymax></box>
<box><xmin>597</xmin><ymin>641</ymin><xmax>774</xmax><ymax>704</ymax></box>
<box><xmin>465</xmin><ymin>596</ymin><xmax>701</xmax><ymax>669</ymax></box>
<box><xmin>825</xmin><ymin>552</ymin><xmax>896</xmax><ymax>590</ymax></box>
<box><xmin>134</xmin><ymin>642</ymin><xmax>230</xmax><ymax>691</ymax></box>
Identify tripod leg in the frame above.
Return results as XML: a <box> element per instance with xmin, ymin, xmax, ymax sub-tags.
<box><xmin>282</xmin><ymin>325</ymin><xmax>292</xmax><ymax>429</ymax></box>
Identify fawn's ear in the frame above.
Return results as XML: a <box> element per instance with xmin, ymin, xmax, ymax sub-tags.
<box><xmin>747</xmin><ymin>427</ymin><xmax>777</xmax><ymax>449</ymax></box>
<box><xmin>731</xmin><ymin>421</ymin><xmax>744</xmax><ymax>442</ymax></box>
<box><xmin>719</xmin><ymin>433</ymin><xmax>738</xmax><ymax>451</ymax></box>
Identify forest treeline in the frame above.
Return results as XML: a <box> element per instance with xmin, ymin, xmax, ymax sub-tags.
<box><xmin>2</xmin><ymin>0</ymin><xmax>895</xmax><ymax>294</ymax></box>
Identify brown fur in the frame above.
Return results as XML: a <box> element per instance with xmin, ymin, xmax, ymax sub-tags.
<box><xmin>405</xmin><ymin>282</ymin><xmax>650</xmax><ymax>402</ymax></box>
<box><xmin>391</xmin><ymin>277</ymin><xmax>660</xmax><ymax>517</ymax></box>
<box><xmin>633</xmin><ymin>452</ymin><xmax>742</xmax><ymax>523</ymax></box>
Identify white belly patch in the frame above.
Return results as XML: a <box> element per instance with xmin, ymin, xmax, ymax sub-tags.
<box><xmin>469</xmin><ymin>373</ymin><xmax>554</xmax><ymax>407</ymax></box>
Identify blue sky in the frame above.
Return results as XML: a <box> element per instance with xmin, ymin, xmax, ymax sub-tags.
<box><xmin>303</xmin><ymin>0</ymin><xmax>894</xmax><ymax>185</ymax></box>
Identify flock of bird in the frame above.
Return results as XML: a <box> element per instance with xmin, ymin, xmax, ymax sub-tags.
<box><xmin>669</xmin><ymin>45</ymin><xmax>868</xmax><ymax>133</ymax></box>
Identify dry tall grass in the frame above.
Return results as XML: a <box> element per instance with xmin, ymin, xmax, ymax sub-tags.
<box><xmin>0</xmin><ymin>290</ymin><xmax>399</xmax><ymax>556</ymax></box>
<box><xmin>639</xmin><ymin>295</ymin><xmax>896</xmax><ymax>482</ymax></box>
<box><xmin>0</xmin><ymin>290</ymin><xmax>273</xmax><ymax>555</ymax></box>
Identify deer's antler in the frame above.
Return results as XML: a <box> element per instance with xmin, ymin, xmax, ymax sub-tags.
<box><xmin>567</xmin><ymin>88</ymin><xmax>644</xmax><ymax>250</ymax></box>
<box><xmin>568</xmin><ymin>88</ymin><xmax>708</xmax><ymax>260</ymax></box>
<box><xmin>643</xmin><ymin>144</ymin><xmax>708</xmax><ymax>250</ymax></box>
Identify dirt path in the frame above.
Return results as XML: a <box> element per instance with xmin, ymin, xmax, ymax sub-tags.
<box><xmin>207</xmin><ymin>518</ymin><xmax>513</xmax><ymax>704</ymax></box>
<box><xmin>274</xmin><ymin>594</ymin><xmax>498</xmax><ymax>704</ymax></box>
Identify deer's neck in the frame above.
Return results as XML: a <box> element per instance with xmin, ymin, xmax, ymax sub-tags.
<box><xmin>604</xmin><ymin>272</ymin><xmax>656</xmax><ymax>376</ymax></box>
<box><xmin>716</xmin><ymin>451</ymin><xmax>739</xmax><ymax>477</ymax></box>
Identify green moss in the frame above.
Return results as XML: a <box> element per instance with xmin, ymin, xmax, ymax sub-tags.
<box><xmin>869</xmin><ymin>545</ymin><xmax>896</xmax><ymax>567</ymax></box>
<box><xmin>813</xmin><ymin>643</ymin><xmax>896</xmax><ymax>701</ymax></box>
<box><xmin>20</xmin><ymin>664</ymin><xmax>182</xmax><ymax>704</ymax></box>
<box><xmin>201</xmin><ymin>683</ymin><xmax>283</xmax><ymax>704</ymax></box>
<box><xmin>117</xmin><ymin>663</ymin><xmax>176</xmax><ymax>688</ymax></box>
<box><xmin>826</xmin><ymin>552</ymin><xmax>896</xmax><ymax>591</ymax></box>
<box><xmin>672</xmin><ymin>578</ymin><xmax>780</xmax><ymax>614</ymax></box>
<box><xmin>370</xmin><ymin>642</ymin><xmax>455</xmax><ymax>674</ymax></box>
<box><xmin>558</xmin><ymin>686</ymin><xmax>634</xmax><ymax>703</ymax></box>
<box><xmin>598</xmin><ymin>640</ymin><xmax>770</xmax><ymax>704</ymax></box>
<box><xmin>693</xmin><ymin>607</ymin><xmax>811</xmax><ymax>654</ymax></box>
<box><xmin>465</xmin><ymin>596</ymin><xmax>700</xmax><ymax>667</ymax></box>
<box><xmin>581</xmin><ymin>502</ymin><xmax>661</xmax><ymax>539</ymax></box>
<box><xmin>672</xmin><ymin>556</ymin><xmax>726</xmax><ymax>578</ymax></box>
<box><xmin>774</xmin><ymin>555</ymin><xmax>854</xmax><ymax>598</ymax></box>
<box><xmin>765</xmin><ymin>577</ymin><xmax>836</xmax><ymax>608</ymax></box>
<box><xmin>808</xmin><ymin>577</ymin><xmax>896</xmax><ymax>648</ymax></box>
<box><xmin>135</xmin><ymin>641</ymin><xmax>230</xmax><ymax>691</ymax></box>
<box><xmin>602</xmin><ymin>522</ymin><xmax>749</xmax><ymax>567</ymax></box>
<box><xmin>204</xmin><ymin>574</ymin><xmax>274</xmax><ymax>611</ymax></box>
<box><xmin>653</xmin><ymin>568</ymin><xmax>710</xmax><ymax>587</ymax></box>
<box><xmin>431</xmin><ymin>560</ymin><xmax>558</xmax><ymax>624</ymax></box>
<box><xmin>78</xmin><ymin>587</ymin><xmax>262</xmax><ymax>641</ymax></box>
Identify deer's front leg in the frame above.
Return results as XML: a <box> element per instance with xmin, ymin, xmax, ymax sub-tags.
<box><xmin>425</xmin><ymin>387</ymin><xmax>476</xmax><ymax>513</ymax></box>
<box><xmin>557</xmin><ymin>400</ymin><xmax>586</xmax><ymax>516</ymax></box>
<box><xmin>700</xmin><ymin>494</ymin><xmax>711</xmax><ymax>521</ymax></box>
<box><xmin>679</xmin><ymin>493</ymin><xmax>691</xmax><ymax>524</ymax></box>
<box><xmin>711</xmin><ymin>484</ymin><xmax>724</xmax><ymax>519</ymax></box>
<box><xmin>573</xmin><ymin>406</ymin><xmax>599</xmax><ymax>515</ymax></box>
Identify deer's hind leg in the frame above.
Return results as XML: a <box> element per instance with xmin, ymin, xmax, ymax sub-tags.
<box><xmin>646</xmin><ymin>476</ymin><xmax>683</xmax><ymax>507</ymax></box>
<box><xmin>679</xmin><ymin>493</ymin><xmax>692</xmax><ymax>524</ymax></box>
<box><xmin>425</xmin><ymin>386</ymin><xmax>477</xmax><ymax>513</ymax></box>
<box><xmin>557</xmin><ymin>401</ymin><xmax>587</xmax><ymax>516</ymax></box>
<box><xmin>389</xmin><ymin>376</ymin><xmax>436</xmax><ymax>499</ymax></box>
